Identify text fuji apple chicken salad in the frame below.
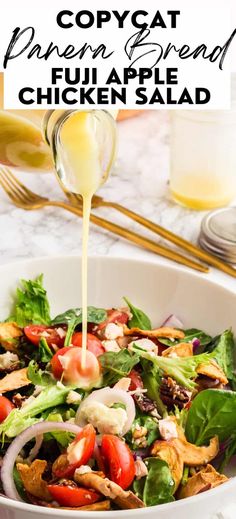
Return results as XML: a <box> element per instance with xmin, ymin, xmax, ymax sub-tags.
<box><xmin>0</xmin><ymin>275</ymin><xmax>235</xmax><ymax>511</ymax></box>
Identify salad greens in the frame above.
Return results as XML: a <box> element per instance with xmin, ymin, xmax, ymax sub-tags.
<box><xmin>99</xmin><ymin>349</ymin><xmax>140</xmax><ymax>386</ymax></box>
<box><xmin>123</xmin><ymin>297</ymin><xmax>152</xmax><ymax>330</ymax></box>
<box><xmin>27</xmin><ymin>360</ymin><xmax>54</xmax><ymax>386</ymax></box>
<box><xmin>133</xmin><ymin>458</ymin><xmax>175</xmax><ymax>506</ymax></box>
<box><xmin>158</xmin><ymin>328</ymin><xmax>212</xmax><ymax>348</ymax></box>
<box><xmin>0</xmin><ymin>384</ymin><xmax>72</xmax><ymax>438</ymax></box>
<box><xmin>125</xmin><ymin>409</ymin><xmax>159</xmax><ymax>448</ymax></box>
<box><xmin>38</xmin><ymin>337</ymin><xmax>53</xmax><ymax>363</ymax></box>
<box><xmin>186</xmin><ymin>389</ymin><xmax>236</xmax><ymax>445</ymax></box>
<box><xmin>8</xmin><ymin>274</ymin><xmax>51</xmax><ymax>327</ymax></box>
<box><xmin>134</xmin><ymin>348</ymin><xmax>214</xmax><ymax>390</ymax></box>
<box><xmin>141</xmin><ymin>359</ymin><xmax>167</xmax><ymax>416</ymax></box>
<box><xmin>52</xmin><ymin>306</ymin><xmax>107</xmax><ymax>346</ymax></box>
<box><xmin>207</xmin><ymin>330</ymin><xmax>235</xmax><ymax>386</ymax></box>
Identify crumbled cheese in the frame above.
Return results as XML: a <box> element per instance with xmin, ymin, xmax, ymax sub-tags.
<box><xmin>104</xmin><ymin>323</ymin><xmax>124</xmax><ymax>340</ymax></box>
<box><xmin>0</xmin><ymin>352</ymin><xmax>19</xmax><ymax>370</ymax></box>
<box><xmin>114</xmin><ymin>377</ymin><xmax>131</xmax><ymax>391</ymax></box>
<box><xmin>134</xmin><ymin>457</ymin><xmax>148</xmax><ymax>480</ymax></box>
<box><xmin>56</xmin><ymin>381</ymin><xmax>66</xmax><ymax>389</ymax></box>
<box><xmin>159</xmin><ymin>417</ymin><xmax>178</xmax><ymax>441</ymax></box>
<box><xmin>67</xmin><ymin>438</ymin><xmax>86</xmax><ymax>464</ymax></box>
<box><xmin>75</xmin><ymin>465</ymin><xmax>92</xmax><ymax>475</ymax></box>
<box><xmin>40</xmin><ymin>330</ymin><xmax>51</xmax><ymax>338</ymax></box>
<box><xmin>66</xmin><ymin>391</ymin><xmax>82</xmax><ymax>405</ymax></box>
<box><xmin>33</xmin><ymin>385</ymin><xmax>43</xmax><ymax>397</ymax></box>
<box><xmin>21</xmin><ymin>396</ymin><xmax>35</xmax><ymax>408</ymax></box>
<box><xmin>56</xmin><ymin>327</ymin><xmax>67</xmax><ymax>339</ymax></box>
<box><xmin>129</xmin><ymin>338</ymin><xmax>158</xmax><ymax>355</ymax></box>
<box><xmin>102</xmin><ymin>340</ymin><xmax>121</xmax><ymax>353</ymax></box>
<box><xmin>168</xmin><ymin>352</ymin><xmax>178</xmax><ymax>359</ymax></box>
<box><xmin>58</xmin><ymin>355</ymin><xmax>70</xmax><ymax>370</ymax></box>
<box><xmin>79</xmin><ymin>401</ymin><xmax>127</xmax><ymax>435</ymax></box>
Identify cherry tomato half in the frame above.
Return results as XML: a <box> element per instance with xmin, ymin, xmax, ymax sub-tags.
<box><xmin>96</xmin><ymin>309</ymin><xmax>129</xmax><ymax>332</ymax></box>
<box><xmin>50</xmin><ymin>346</ymin><xmax>100</xmax><ymax>386</ymax></box>
<box><xmin>0</xmin><ymin>396</ymin><xmax>15</xmax><ymax>423</ymax></box>
<box><xmin>47</xmin><ymin>485</ymin><xmax>101</xmax><ymax>507</ymax></box>
<box><xmin>52</xmin><ymin>424</ymin><xmax>96</xmax><ymax>479</ymax></box>
<box><xmin>101</xmin><ymin>435</ymin><xmax>135</xmax><ymax>490</ymax></box>
<box><xmin>24</xmin><ymin>325</ymin><xmax>65</xmax><ymax>347</ymax></box>
<box><xmin>72</xmin><ymin>332</ymin><xmax>104</xmax><ymax>357</ymax></box>
<box><xmin>128</xmin><ymin>369</ymin><xmax>143</xmax><ymax>391</ymax></box>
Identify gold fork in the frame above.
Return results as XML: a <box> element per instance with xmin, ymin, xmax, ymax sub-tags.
<box><xmin>0</xmin><ymin>167</ymin><xmax>209</xmax><ymax>274</ymax></box>
<box><xmin>65</xmin><ymin>191</ymin><xmax>236</xmax><ymax>279</ymax></box>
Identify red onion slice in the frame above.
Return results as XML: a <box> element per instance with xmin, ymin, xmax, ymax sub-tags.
<box><xmin>161</xmin><ymin>314</ymin><xmax>184</xmax><ymax>329</ymax></box>
<box><xmin>27</xmin><ymin>434</ymin><xmax>43</xmax><ymax>463</ymax></box>
<box><xmin>1</xmin><ymin>421</ymin><xmax>81</xmax><ymax>502</ymax></box>
<box><xmin>76</xmin><ymin>387</ymin><xmax>135</xmax><ymax>435</ymax></box>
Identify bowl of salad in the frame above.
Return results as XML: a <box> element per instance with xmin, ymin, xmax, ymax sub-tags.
<box><xmin>0</xmin><ymin>255</ymin><xmax>235</xmax><ymax>519</ymax></box>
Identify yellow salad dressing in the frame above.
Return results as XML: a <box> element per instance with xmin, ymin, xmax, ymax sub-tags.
<box><xmin>51</xmin><ymin>110</ymin><xmax>117</xmax><ymax>368</ymax></box>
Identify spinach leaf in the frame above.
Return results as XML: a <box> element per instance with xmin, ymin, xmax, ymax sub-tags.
<box><xmin>186</xmin><ymin>389</ymin><xmax>236</xmax><ymax>445</ymax></box>
<box><xmin>123</xmin><ymin>297</ymin><xmax>151</xmax><ymax>330</ymax></box>
<box><xmin>158</xmin><ymin>328</ymin><xmax>212</xmax><ymax>348</ymax></box>
<box><xmin>52</xmin><ymin>306</ymin><xmax>107</xmax><ymax>346</ymax></box>
<box><xmin>39</xmin><ymin>338</ymin><xmax>53</xmax><ymax>362</ymax></box>
<box><xmin>207</xmin><ymin>330</ymin><xmax>235</xmax><ymax>384</ymax></box>
<box><xmin>8</xmin><ymin>274</ymin><xmax>51</xmax><ymax>327</ymax></box>
<box><xmin>99</xmin><ymin>349</ymin><xmax>140</xmax><ymax>386</ymax></box>
<box><xmin>27</xmin><ymin>360</ymin><xmax>54</xmax><ymax>387</ymax></box>
<box><xmin>141</xmin><ymin>359</ymin><xmax>167</xmax><ymax>417</ymax></box>
<box><xmin>125</xmin><ymin>409</ymin><xmax>159</xmax><ymax>448</ymax></box>
<box><xmin>52</xmin><ymin>306</ymin><xmax>106</xmax><ymax>326</ymax></box>
<box><xmin>133</xmin><ymin>458</ymin><xmax>175</xmax><ymax>506</ymax></box>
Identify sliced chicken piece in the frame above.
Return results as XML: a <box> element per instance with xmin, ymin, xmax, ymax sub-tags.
<box><xmin>0</xmin><ymin>367</ymin><xmax>31</xmax><ymax>393</ymax></box>
<box><xmin>197</xmin><ymin>360</ymin><xmax>228</xmax><ymax>385</ymax></box>
<box><xmin>162</xmin><ymin>342</ymin><xmax>193</xmax><ymax>358</ymax></box>
<box><xmin>178</xmin><ymin>464</ymin><xmax>228</xmax><ymax>499</ymax></box>
<box><xmin>124</xmin><ymin>326</ymin><xmax>185</xmax><ymax>340</ymax></box>
<box><xmin>0</xmin><ymin>322</ymin><xmax>22</xmax><ymax>351</ymax></box>
<box><xmin>74</xmin><ymin>472</ymin><xmax>145</xmax><ymax>509</ymax></box>
<box><xmin>17</xmin><ymin>460</ymin><xmax>52</xmax><ymax>502</ymax></box>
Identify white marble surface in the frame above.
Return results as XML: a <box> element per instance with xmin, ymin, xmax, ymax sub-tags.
<box><xmin>0</xmin><ymin>110</ymin><xmax>235</xmax><ymax>293</ymax></box>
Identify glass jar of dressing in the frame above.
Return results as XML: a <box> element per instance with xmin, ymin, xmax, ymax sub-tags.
<box><xmin>170</xmin><ymin>78</ymin><xmax>236</xmax><ymax>210</ymax></box>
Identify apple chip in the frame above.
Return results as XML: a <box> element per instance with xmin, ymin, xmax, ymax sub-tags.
<box><xmin>197</xmin><ymin>359</ymin><xmax>228</xmax><ymax>385</ymax></box>
<box><xmin>0</xmin><ymin>367</ymin><xmax>31</xmax><ymax>393</ymax></box>
<box><xmin>162</xmin><ymin>342</ymin><xmax>193</xmax><ymax>358</ymax></box>
<box><xmin>124</xmin><ymin>326</ymin><xmax>185</xmax><ymax>340</ymax></box>
<box><xmin>17</xmin><ymin>460</ymin><xmax>51</xmax><ymax>501</ymax></box>
<box><xmin>151</xmin><ymin>436</ymin><xmax>219</xmax><ymax>469</ymax></box>
<box><xmin>0</xmin><ymin>322</ymin><xmax>22</xmax><ymax>351</ymax></box>
<box><xmin>150</xmin><ymin>440</ymin><xmax>184</xmax><ymax>491</ymax></box>
<box><xmin>178</xmin><ymin>464</ymin><xmax>228</xmax><ymax>499</ymax></box>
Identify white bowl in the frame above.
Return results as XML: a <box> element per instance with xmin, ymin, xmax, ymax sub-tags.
<box><xmin>0</xmin><ymin>255</ymin><xmax>235</xmax><ymax>519</ymax></box>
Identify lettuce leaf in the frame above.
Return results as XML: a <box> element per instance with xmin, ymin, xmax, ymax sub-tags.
<box><xmin>0</xmin><ymin>384</ymin><xmax>71</xmax><ymax>438</ymax></box>
<box><xmin>8</xmin><ymin>274</ymin><xmax>51</xmax><ymax>327</ymax></box>
<box><xmin>133</xmin><ymin>347</ymin><xmax>213</xmax><ymax>390</ymax></box>
<box><xmin>99</xmin><ymin>349</ymin><xmax>140</xmax><ymax>386</ymax></box>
